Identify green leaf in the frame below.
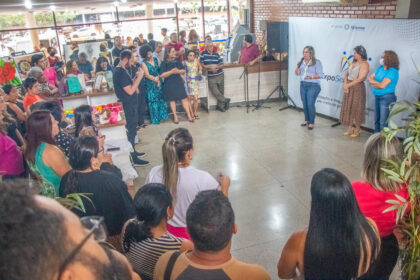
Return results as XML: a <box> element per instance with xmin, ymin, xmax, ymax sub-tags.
<box><xmin>388</xmin><ymin>176</ymin><xmax>405</xmax><ymax>184</ymax></box>
<box><xmin>400</xmin><ymin>161</ymin><xmax>406</xmax><ymax>177</ymax></box>
<box><xmin>395</xmin><ymin>193</ymin><xmax>408</xmax><ymax>203</ymax></box>
<box><xmin>382</xmin><ymin>204</ymin><xmax>399</xmax><ymax>213</ymax></box>
<box><xmin>385</xmin><ymin>199</ymin><xmax>403</xmax><ymax>205</ymax></box>
<box><xmin>389</xmin><ymin>120</ymin><xmax>398</xmax><ymax>130</ymax></box>
<box><xmin>381</xmin><ymin>167</ymin><xmax>402</xmax><ymax>179</ymax></box>
<box><xmin>403</xmin><ymin>136</ymin><xmax>415</xmax><ymax>146</ymax></box>
<box><xmin>382</xmin><ymin>158</ymin><xmax>399</xmax><ymax>170</ymax></box>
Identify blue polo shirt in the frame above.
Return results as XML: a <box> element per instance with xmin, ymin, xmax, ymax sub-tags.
<box><xmin>200</xmin><ymin>50</ymin><xmax>223</xmax><ymax>77</ymax></box>
<box><xmin>372</xmin><ymin>66</ymin><xmax>399</xmax><ymax>96</ymax></box>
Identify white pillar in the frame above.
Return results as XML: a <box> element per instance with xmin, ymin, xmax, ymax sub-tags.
<box><xmin>146</xmin><ymin>4</ymin><xmax>154</xmax><ymax>35</ymax></box>
<box><xmin>25</xmin><ymin>12</ymin><xmax>40</xmax><ymax>50</ymax></box>
<box><xmin>396</xmin><ymin>0</ymin><xmax>411</xmax><ymax>18</ymax></box>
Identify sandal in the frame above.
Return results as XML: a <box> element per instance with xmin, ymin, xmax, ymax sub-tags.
<box><xmin>350</xmin><ymin>129</ymin><xmax>361</xmax><ymax>138</ymax></box>
<box><xmin>301</xmin><ymin>122</ymin><xmax>308</xmax><ymax>127</ymax></box>
<box><xmin>194</xmin><ymin>114</ymin><xmax>200</xmax><ymax>119</ymax></box>
<box><xmin>343</xmin><ymin>127</ymin><xmax>354</xmax><ymax>136</ymax></box>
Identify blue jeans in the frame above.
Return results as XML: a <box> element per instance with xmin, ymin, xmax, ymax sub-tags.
<box><xmin>374</xmin><ymin>93</ymin><xmax>396</xmax><ymax>133</ymax></box>
<box><xmin>300</xmin><ymin>81</ymin><xmax>321</xmax><ymax>124</ymax></box>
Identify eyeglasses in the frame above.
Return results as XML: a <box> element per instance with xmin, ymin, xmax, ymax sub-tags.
<box><xmin>56</xmin><ymin>216</ymin><xmax>107</xmax><ymax>279</ymax></box>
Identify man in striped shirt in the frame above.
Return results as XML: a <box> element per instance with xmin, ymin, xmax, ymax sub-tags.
<box><xmin>200</xmin><ymin>41</ymin><xmax>231</xmax><ymax>112</ymax></box>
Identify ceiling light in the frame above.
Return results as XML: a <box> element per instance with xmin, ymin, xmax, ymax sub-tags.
<box><xmin>24</xmin><ymin>0</ymin><xmax>32</xmax><ymax>9</ymax></box>
<box><xmin>121</xmin><ymin>0</ymin><xmax>127</xmax><ymax>3</ymax></box>
<box><xmin>50</xmin><ymin>5</ymin><xmax>56</xmax><ymax>11</ymax></box>
<box><xmin>114</xmin><ymin>1</ymin><xmax>119</xmax><ymax>7</ymax></box>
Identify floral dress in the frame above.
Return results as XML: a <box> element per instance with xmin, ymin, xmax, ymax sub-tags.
<box><xmin>185</xmin><ymin>59</ymin><xmax>200</xmax><ymax>96</ymax></box>
<box><xmin>143</xmin><ymin>57</ymin><xmax>168</xmax><ymax>124</ymax></box>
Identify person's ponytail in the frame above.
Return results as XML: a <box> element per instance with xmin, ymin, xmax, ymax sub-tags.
<box><xmin>162</xmin><ymin>137</ymin><xmax>180</xmax><ymax>199</ymax></box>
<box><xmin>123</xmin><ymin>183</ymin><xmax>173</xmax><ymax>252</ymax></box>
<box><xmin>122</xmin><ymin>219</ymin><xmax>152</xmax><ymax>252</ymax></box>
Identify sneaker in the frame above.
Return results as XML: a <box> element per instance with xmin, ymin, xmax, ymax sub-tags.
<box><xmin>224</xmin><ymin>98</ymin><xmax>231</xmax><ymax>110</ymax></box>
<box><xmin>132</xmin><ymin>157</ymin><xmax>150</xmax><ymax>167</ymax></box>
<box><xmin>133</xmin><ymin>151</ymin><xmax>146</xmax><ymax>158</ymax></box>
<box><xmin>216</xmin><ymin>105</ymin><xmax>226</xmax><ymax>112</ymax></box>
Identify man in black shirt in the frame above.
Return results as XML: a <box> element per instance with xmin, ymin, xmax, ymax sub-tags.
<box><xmin>128</xmin><ymin>47</ymin><xmax>147</xmax><ymax>128</ymax></box>
<box><xmin>111</xmin><ymin>36</ymin><xmax>126</xmax><ymax>65</ymax></box>
<box><xmin>113</xmin><ymin>50</ymin><xmax>149</xmax><ymax>166</ymax></box>
<box><xmin>147</xmin><ymin>33</ymin><xmax>156</xmax><ymax>52</ymax></box>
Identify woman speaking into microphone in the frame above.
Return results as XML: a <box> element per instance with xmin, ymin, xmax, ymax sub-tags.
<box><xmin>295</xmin><ymin>46</ymin><xmax>323</xmax><ymax>130</ymax></box>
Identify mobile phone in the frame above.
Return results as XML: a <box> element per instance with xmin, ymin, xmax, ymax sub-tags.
<box><xmin>106</xmin><ymin>147</ymin><xmax>120</xmax><ymax>152</ymax></box>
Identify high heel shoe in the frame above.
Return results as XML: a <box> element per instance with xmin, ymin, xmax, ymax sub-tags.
<box><xmin>350</xmin><ymin>130</ymin><xmax>361</xmax><ymax>138</ymax></box>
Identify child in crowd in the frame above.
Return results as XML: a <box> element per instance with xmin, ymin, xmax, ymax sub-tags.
<box><xmin>23</xmin><ymin>77</ymin><xmax>42</xmax><ymax>111</ymax></box>
<box><xmin>185</xmin><ymin>49</ymin><xmax>202</xmax><ymax>119</ymax></box>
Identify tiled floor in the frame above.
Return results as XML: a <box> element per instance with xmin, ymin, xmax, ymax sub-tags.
<box><xmin>131</xmin><ymin>102</ymin><xmax>395</xmax><ymax>279</ymax></box>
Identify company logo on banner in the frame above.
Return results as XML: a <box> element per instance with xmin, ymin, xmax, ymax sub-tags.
<box><xmin>288</xmin><ymin>17</ymin><xmax>420</xmax><ymax>129</ymax></box>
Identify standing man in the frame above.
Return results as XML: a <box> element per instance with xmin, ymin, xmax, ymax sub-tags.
<box><xmin>200</xmin><ymin>35</ymin><xmax>218</xmax><ymax>53</ymax></box>
<box><xmin>165</xmin><ymin>33</ymin><xmax>185</xmax><ymax>62</ymax></box>
<box><xmin>153</xmin><ymin>41</ymin><xmax>164</xmax><ymax>65</ymax></box>
<box><xmin>112</xmin><ymin>36</ymin><xmax>126</xmax><ymax>65</ymax></box>
<box><xmin>200</xmin><ymin>41</ymin><xmax>230</xmax><ymax>112</ymax></box>
<box><xmin>128</xmin><ymin>47</ymin><xmax>147</xmax><ymax>129</ymax></box>
<box><xmin>238</xmin><ymin>34</ymin><xmax>261</xmax><ymax>66</ymax></box>
<box><xmin>113</xmin><ymin>50</ymin><xmax>149</xmax><ymax>166</ymax></box>
<box><xmin>161</xmin><ymin>28</ymin><xmax>170</xmax><ymax>46</ymax></box>
<box><xmin>147</xmin><ymin>33</ymin><xmax>156</xmax><ymax>51</ymax></box>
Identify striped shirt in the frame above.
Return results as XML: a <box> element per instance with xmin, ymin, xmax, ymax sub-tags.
<box><xmin>200</xmin><ymin>50</ymin><xmax>223</xmax><ymax>77</ymax></box>
<box><xmin>124</xmin><ymin>231</ymin><xmax>184</xmax><ymax>280</ymax></box>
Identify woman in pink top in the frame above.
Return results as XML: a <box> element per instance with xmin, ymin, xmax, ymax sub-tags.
<box><xmin>353</xmin><ymin>133</ymin><xmax>408</xmax><ymax>279</ymax></box>
<box><xmin>0</xmin><ymin>113</ymin><xmax>24</xmax><ymax>178</ymax></box>
<box><xmin>43</xmin><ymin>63</ymin><xmax>58</xmax><ymax>87</ymax></box>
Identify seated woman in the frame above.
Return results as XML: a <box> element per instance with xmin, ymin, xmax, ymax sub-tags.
<box><xmin>65</xmin><ymin>60</ymin><xmax>83</xmax><ymax>94</ymax></box>
<box><xmin>3</xmin><ymin>84</ymin><xmax>25</xmax><ymax>124</ymax></box>
<box><xmin>122</xmin><ymin>183</ymin><xmax>193</xmax><ymax>280</ymax></box>
<box><xmin>78</xmin><ymin>126</ymin><xmax>122</xmax><ymax>180</ymax></box>
<box><xmin>25</xmin><ymin>110</ymin><xmax>71</xmax><ymax>197</ymax></box>
<box><xmin>95</xmin><ymin>56</ymin><xmax>113</xmax><ymax>73</ymax></box>
<box><xmin>353</xmin><ymin>133</ymin><xmax>408</xmax><ymax>279</ymax></box>
<box><xmin>60</xmin><ymin>135</ymin><xmax>135</xmax><ymax>250</ymax></box>
<box><xmin>74</xmin><ymin>104</ymin><xmax>97</xmax><ymax>137</ymax></box>
<box><xmin>0</xmin><ymin>110</ymin><xmax>24</xmax><ymax>179</ymax></box>
<box><xmin>146</xmin><ymin>128</ymin><xmax>230</xmax><ymax>240</ymax></box>
<box><xmin>277</xmin><ymin>168</ymin><xmax>380</xmax><ymax>280</ymax></box>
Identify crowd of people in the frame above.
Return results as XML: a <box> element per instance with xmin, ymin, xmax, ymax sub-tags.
<box><xmin>0</xmin><ymin>128</ymin><xmax>408</xmax><ymax>279</ymax></box>
<box><xmin>0</xmin><ymin>28</ymin><xmax>409</xmax><ymax>280</ymax></box>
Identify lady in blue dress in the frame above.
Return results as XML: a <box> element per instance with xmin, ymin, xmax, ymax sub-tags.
<box><xmin>140</xmin><ymin>45</ymin><xmax>168</xmax><ymax>124</ymax></box>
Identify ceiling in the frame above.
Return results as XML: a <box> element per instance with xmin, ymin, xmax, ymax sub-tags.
<box><xmin>0</xmin><ymin>0</ymin><xmax>173</xmax><ymax>12</ymax></box>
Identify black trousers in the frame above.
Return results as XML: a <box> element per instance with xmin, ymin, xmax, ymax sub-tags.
<box><xmin>122</xmin><ymin>101</ymin><xmax>138</xmax><ymax>151</ymax></box>
<box><xmin>137</xmin><ymin>79</ymin><xmax>146</xmax><ymax>126</ymax></box>
<box><xmin>359</xmin><ymin>233</ymin><xmax>399</xmax><ymax>280</ymax></box>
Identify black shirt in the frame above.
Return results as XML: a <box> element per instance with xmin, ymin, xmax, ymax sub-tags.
<box><xmin>148</xmin><ymin>40</ymin><xmax>156</xmax><ymax>52</ymax></box>
<box><xmin>60</xmin><ymin>170</ymin><xmax>135</xmax><ymax>236</ymax></box>
<box><xmin>113</xmin><ymin>66</ymin><xmax>136</xmax><ymax>104</ymax></box>
<box><xmin>112</xmin><ymin>46</ymin><xmax>126</xmax><ymax>61</ymax></box>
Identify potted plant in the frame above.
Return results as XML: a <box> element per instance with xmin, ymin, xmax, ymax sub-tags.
<box><xmin>382</xmin><ymin>100</ymin><xmax>420</xmax><ymax>279</ymax></box>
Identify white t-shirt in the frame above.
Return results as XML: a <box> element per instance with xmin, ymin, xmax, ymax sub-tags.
<box><xmin>146</xmin><ymin>165</ymin><xmax>219</xmax><ymax>227</ymax></box>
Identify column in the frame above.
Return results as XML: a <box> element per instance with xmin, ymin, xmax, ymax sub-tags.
<box><xmin>25</xmin><ymin>12</ymin><xmax>40</xmax><ymax>50</ymax></box>
<box><xmin>146</xmin><ymin>4</ymin><xmax>154</xmax><ymax>35</ymax></box>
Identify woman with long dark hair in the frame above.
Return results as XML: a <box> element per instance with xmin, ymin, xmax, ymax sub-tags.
<box><xmin>74</xmin><ymin>104</ymin><xmax>97</xmax><ymax>137</ymax></box>
<box><xmin>277</xmin><ymin>168</ymin><xmax>380</xmax><ymax>279</ymax></box>
<box><xmin>122</xmin><ymin>183</ymin><xmax>193</xmax><ymax>280</ymax></box>
<box><xmin>25</xmin><ymin>110</ymin><xmax>71</xmax><ymax>197</ymax></box>
<box><xmin>353</xmin><ymin>133</ymin><xmax>408</xmax><ymax>279</ymax></box>
<box><xmin>340</xmin><ymin>45</ymin><xmax>369</xmax><ymax>137</ymax></box>
<box><xmin>146</xmin><ymin>128</ymin><xmax>230</xmax><ymax>239</ymax></box>
<box><xmin>60</xmin><ymin>136</ymin><xmax>134</xmax><ymax>250</ymax></box>
<box><xmin>295</xmin><ymin>46</ymin><xmax>323</xmax><ymax>130</ymax></box>
<box><xmin>95</xmin><ymin>56</ymin><xmax>113</xmax><ymax>73</ymax></box>
<box><xmin>160</xmin><ymin>46</ymin><xmax>193</xmax><ymax>123</ymax></box>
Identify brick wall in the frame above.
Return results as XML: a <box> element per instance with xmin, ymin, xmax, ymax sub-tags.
<box><xmin>252</xmin><ymin>0</ymin><xmax>397</xmax><ymax>42</ymax></box>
